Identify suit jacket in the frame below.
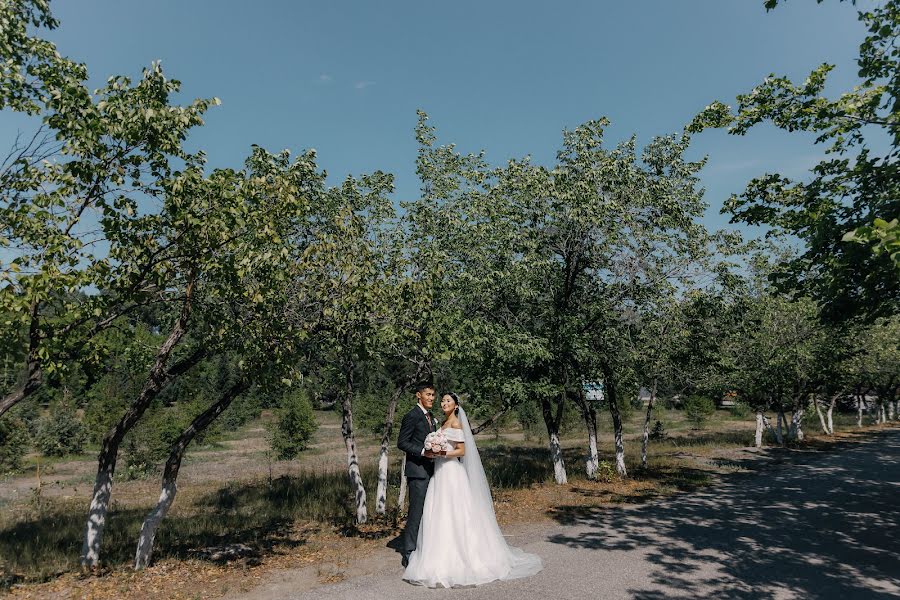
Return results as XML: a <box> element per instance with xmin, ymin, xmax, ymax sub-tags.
<box><xmin>397</xmin><ymin>405</ymin><xmax>436</xmax><ymax>479</ymax></box>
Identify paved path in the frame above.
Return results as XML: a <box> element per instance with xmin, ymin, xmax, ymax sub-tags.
<box><xmin>246</xmin><ymin>429</ymin><xmax>900</xmax><ymax>599</ymax></box>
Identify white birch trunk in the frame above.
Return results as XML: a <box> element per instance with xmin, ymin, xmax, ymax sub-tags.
<box><xmin>826</xmin><ymin>402</ymin><xmax>835</xmax><ymax>435</ymax></box>
<box><xmin>755</xmin><ymin>412</ymin><xmax>765</xmax><ymax>448</ymax></box>
<box><xmin>575</xmin><ymin>390</ymin><xmax>599</xmax><ymax>480</ymax></box>
<box><xmin>790</xmin><ymin>408</ymin><xmax>804</xmax><ymax>441</ymax></box>
<box><xmin>609</xmin><ymin>401</ymin><xmax>627</xmax><ymax>477</ymax></box>
<box><xmin>549</xmin><ymin>431</ymin><xmax>568</xmax><ymax>484</ymax></box>
<box><xmin>397</xmin><ymin>454</ymin><xmax>407</xmax><ymax>512</ymax></box>
<box><xmin>641</xmin><ymin>381</ymin><xmax>657</xmax><ymax>469</ymax></box>
<box><xmin>375</xmin><ymin>379</ymin><xmax>414</xmax><ymax>515</ymax></box>
<box><xmin>135</xmin><ymin>380</ymin><xmax>245</xmax><ymax>569</ymax></box>
<box><xmin>135</xmin><ymin>480</ymin><xmax>176</xmax><ymax>569</ymax></box>
<box><xmin>814</xmin><ymin>398</ymin><xmax>829</xmax><ymax>435</ymax></box>
<box><xmin>857</xmin><ymin>396</ymin><xmax>863</xmax><ymax>427</ymax></box>
<box><xmin>375</xmin><ymin>449</ymin><xmax>389</xmax><ymax>515</ymax></box>
<box><xmin>81</xmin><ymin>284</ymin><xmax>197</xmax><ymax>569</ymax></box>
<box><xmin>81</xmin><ymin>462</ymin><xmax>113</xmax><ymax>568</ymax></box>
<box><xmin>890</xmin><ymin>400</ymin><xmax>897</xmax><ymax>421</ymax></box>
<box><xmin>345</xmin><ymin>434</ymin><xmax>367</xmax><ymax>523</ymax></box>
<box><xmin>586</xmin><ymin>424</ymin><xmax>598</xmax><ymax>480</ymax></box>
<box><xmin>540</xmin><ymin>394</ymin><xmax>567</xmax><ymax>484</ymax></box>
<box><xmin>340</xmin><ymin>374</ymin><xmax>367</xmax><ymax>524</ymax></box>
<box><xmin>879</xmin><ymin>402</ymin><xmax>887</xmax><ymax>424</ymax></box>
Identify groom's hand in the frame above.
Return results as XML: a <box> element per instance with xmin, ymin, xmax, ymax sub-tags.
<box><xmin>424</xmin><ymin>450</ymin><xmax>446</xmax><ymax>458</ymax></box>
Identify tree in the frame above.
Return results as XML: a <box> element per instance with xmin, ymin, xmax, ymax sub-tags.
<box><xmin>1</xmin><ymin>2</ymin><xmax>220</xmax><ymax>419</ymax></box>
<box><xmin>35</xmin><ymin>394</ymin><xmax>86</xmax><ymax>456</ymax></box>
<box><xmin>268</xmin><ymin>388</ymin><xmax>317</xmax><ymax>460</ymax></box>
<box><xmin>689</xmin><ymin>0</ymin><xmax>900</xmax><ymax>321</ymax></box>
<box><xmin>715</xmin><ymin>253</ymin><xmax>827</xmax><ymax>447</ymax></box>
<box><xmin>133</xmin><ymin>146</ymin><xmax>327</xmax><ymax>568</ymax></box>
<box><xmin>84</xmin><ymin>145</ymin><xmax>322</xmax><ymax>568</ymax></box>
<box><xmin>301</xmin><ymin>172</ymin><xmax>396</xmax><ymax>525</ymax></box>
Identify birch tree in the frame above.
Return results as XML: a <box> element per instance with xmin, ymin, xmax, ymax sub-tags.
<box><xmin>306</xmin><ymin>173</ymin><xmax>396</xmax><ymax>524</ymax></box>
<box><xmin>133</xmin><ymin>147</ymin><xmax>326</xmax><ymax>568</ymax></box>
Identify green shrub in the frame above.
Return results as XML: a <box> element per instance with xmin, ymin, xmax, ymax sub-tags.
<box><xmin>35</xmin><ymin>399</ymin><xmax>87</xmax><ymax>457</ymax></box>
<box><xmin>268</xmin><ymin>388</ymin><xmax>317</xmax><ymax>460</ymax></box>
<box><xmin>516</xmin><ymin>399</ymin><xmax>543</xmax><ymax>442</ymax></box>
<box><xmin>218</xmin><ymin>391</ymin><xmax>263</xmax><ymax>432</ymax></box>
<box><xmin>730</xmin><ymin>401</ymin><xmax>750</xmax><ymax>418</ymax></box>
<box><xmin>0</xmin><ymin>417</ymin><xmax>29</xmax><ymax>474</ymax></box>
<box><xmin>684</xmin><ymin>395</ymin><xmax>715</xmax><ymax>430</ymax></box>
<box><xmin>596</xmin><ymin>460</ymin><xmax>615</xmax><ymax>483</ymax></box>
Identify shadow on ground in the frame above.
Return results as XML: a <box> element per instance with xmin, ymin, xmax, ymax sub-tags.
<box><xmin>547</xmin><ymin>428</ymin><xmax>900</xmax><ymax>599</ymax></box>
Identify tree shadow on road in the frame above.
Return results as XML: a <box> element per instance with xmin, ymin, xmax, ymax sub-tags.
<box><xmin>546</xmin><ymin>428</ymin><xmax>900</xmax><ymax>599</ymax></box>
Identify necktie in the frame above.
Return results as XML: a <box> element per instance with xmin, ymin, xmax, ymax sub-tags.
<box><xmin>425</xmin><ymin>412</ymin><xmax>433</xmax><ymax>430</ymax></box>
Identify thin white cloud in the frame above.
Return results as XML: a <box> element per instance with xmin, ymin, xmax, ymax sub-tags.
<box><xmin>354</xmin><ymin>80</ymin><xmax>376</xmax><ymax>90</ymax></box>
<box><xmin>318</xmin><ymin>73</ymin><xmax>333</xmax><ymax>84</ymax></box>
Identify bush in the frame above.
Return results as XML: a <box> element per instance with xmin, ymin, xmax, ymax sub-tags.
<box><xmin>684</xmin><ymin>395</ymin><xmax>715</xmax><ymax>430</ymax></box>
<box><xmin>649</xmin><ymin>420</ymin><xmax>667</xmax><ymax>441</ymax></box>
<box><xmin>35</xmin><ymin>398</ymin><xmax>87</xmax><ymax>457</ymax></box>
<box><xmin>218</xmin><ymin>391</ymin><xmax>263</xmax><ymax>432</ymax></box>
<box><xmin>730</xmin><ymin>401</ymin><xmax>751</xmax><ymax>418</ymax></box>
<box><xmin>596</xmin><ymin>460</ymin><xmax>615</xmax><ymax>483</ymax></box>
<box><xmin>0</xmin><ymin>418</ymin><xmax>29</xmax><ymax>474</ymax></box>
<box><xmin>268</xmin><ymin>388</ymin><xmax>318</xmax><ymax>460</ymax></box>
<box><xmin>115</xmin><ymin>395</ymin><xmax>209</xmax><ymax>480</ymax></box>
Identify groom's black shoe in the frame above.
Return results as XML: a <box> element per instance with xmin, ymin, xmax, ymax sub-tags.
<box><xmin>401</xmin><ymin>554</ymin><xmax>409</xmax><ymax>568</ymax></box>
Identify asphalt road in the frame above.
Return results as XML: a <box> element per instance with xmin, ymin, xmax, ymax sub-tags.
<box><xmin>267</xmin><ymin>428</ymin><xmax>900</xmax><ymax>600</ymax></box>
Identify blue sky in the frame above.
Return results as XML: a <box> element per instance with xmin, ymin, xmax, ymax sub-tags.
<box><xmin>3</xmin><ymin>0</ymin><xmax>872</xmax><ymax>232</ymax></box>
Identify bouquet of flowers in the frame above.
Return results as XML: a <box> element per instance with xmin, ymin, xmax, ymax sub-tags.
<box><xmin>424</xmin><ymin>430</ymin><xmax>450</xmax><ymax>453</ymax></box>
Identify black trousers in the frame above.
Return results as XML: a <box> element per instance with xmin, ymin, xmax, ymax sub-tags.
<box><xmin>403</xmin><ymin>476</ymin><xmax>430</xmax><ymax>556</ymax></box>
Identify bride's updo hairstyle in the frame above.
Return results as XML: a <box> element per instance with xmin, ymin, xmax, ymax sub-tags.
<box><xmin>446</xmin><ymin>392</ymin><xmax>461</xmax><ymax>416</ymax></box>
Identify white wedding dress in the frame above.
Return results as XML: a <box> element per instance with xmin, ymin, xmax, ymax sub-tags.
<box><xmin>402</xmin><ymin>408</ymin><xmax>543</xmax><ymax>588</ymax></box>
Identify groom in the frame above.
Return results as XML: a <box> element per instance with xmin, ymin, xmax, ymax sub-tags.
<box><xmin>397</xmin><ymin>382</ymin><xmax>440</xmax><ymax>567</ymax></box>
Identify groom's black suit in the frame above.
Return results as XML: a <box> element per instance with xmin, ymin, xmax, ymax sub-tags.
<box><xmin>397</xmin><ymin>404</ymin><xmax>436</xmax><ymax>563</ymax></box>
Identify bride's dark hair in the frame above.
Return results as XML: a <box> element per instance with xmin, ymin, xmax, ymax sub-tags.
<box><xmin>446</xmin><ymin>392</ymin><xmax>461</xmax><ymax>416</ymax></box>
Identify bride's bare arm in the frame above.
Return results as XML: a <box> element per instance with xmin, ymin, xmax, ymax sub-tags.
<box><xmin>443</xmin><ymin>442</ymin><xmax>465</xmax><ymax>458</ymax></box>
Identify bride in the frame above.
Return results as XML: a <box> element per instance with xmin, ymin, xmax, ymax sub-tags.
<box><xmin>402</xmin><ymin>392</ymin><xmax>543</xmax><ymax>588</ymax></box>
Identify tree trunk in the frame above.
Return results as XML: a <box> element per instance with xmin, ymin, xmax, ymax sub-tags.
<box><xmin>814</xmin><ymin>397</ymin><xmax>829</xmax><ymax>435</ymax></box>
<box><xmin>135</xmin><ymin>380</ymin><xmax>247</xmax><ymax>569</ymax></box>
<box><xmin>397</xmin><ymin>454</ymin><xmax>408</xmax><ymax>512</ymax></box>
<box><xmin>775</xmin><ymin>411</ymin><xmax>785</xmax><ymax>445</ymax></box>
<box><xmin>375</xmin><ymin>374</ymin><xmax>417</xmax><ymax>515</ymax></box>
<box><xmin>789</xmin><ymin>407</ymin><xmax>804</xmax><ymax>441</ymax></box>
<box><xmin>879</xmin><ymin>401</ymin><xmax>887</xmax><ymax>424</ymax></box>
<box><xmin>539</xmin><ymin>394</ymin><xmax>567</xmax><ymax>484</ymax></box>
<box><xmin>755</xmin><ymin>412</ymin><xmax>765</xmax><ymax>448</ymax></box>
<box><xmin>891</xmin><ymin>400</ymin><xmax>898</xmax><ymax>421</ymax></box>
<box><xmin>602</xmin><ymin>367</ymin><xmax>627</xmax><ymax>477</ymax></box>
<box><xmin>826</xmin><ymin>398</ymin><xmax>836</xmax><ymax>435</ymax></box>
<box><xmin>81</xmin><ymin>282</ymin><xmax>198</xmax><ymax>569</ymax></box>
<box><xmin>571</xmin><ymin>389</ymin><xmax>598</xmax><ymax>479</ymax></box>
<box><xmin>857</xmin><ymin>395</ymin><xmax>864</xmax><ymax>427</ymax></box>
<box><xmin>641</xmin><ymin>379</ymin><xmax>657</xmax><ymax>469</ymax></box>
<box><xmin>761</xmin><ymin>413</ymin><xmax>777</xmax><ymax>444</ymax></box>
<box><xmin>472</xmin><ymin>402</ymin><xmax>518</xmax><ymax>435</ymax></box>
<box><xmin>585</xmin><ymin>403</ymin><xmax>599</xmax><ymax>480</ymax></box>
<box><xmin>340</xmin><ymin>370</ymin><xmax>367</xmax><ymax>524</ymax></box>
